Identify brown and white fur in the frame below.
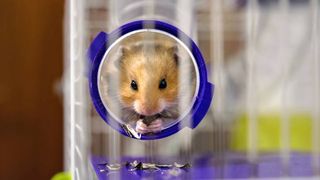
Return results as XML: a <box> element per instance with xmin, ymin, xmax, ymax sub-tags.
<box><xmin>100</xmin><ymin>32</ymin><xmax>195</xmax><ymax>134</ymax></box>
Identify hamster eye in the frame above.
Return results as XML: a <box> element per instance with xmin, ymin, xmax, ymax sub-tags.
<box><xmin>159</xmin><ymin>79</ymin><xmax>167</xmax><ymax>89</ymax></box>
<box><xmin>131</xmin><ymin>80</ymin><xmax>138</xmax><ymax>91</ymax></box>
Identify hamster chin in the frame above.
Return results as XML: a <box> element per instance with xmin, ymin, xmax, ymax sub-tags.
<box><xmin>122</xmin><ymin>102</ymin><xmax>180</xmax><ymax>135</ymax></box>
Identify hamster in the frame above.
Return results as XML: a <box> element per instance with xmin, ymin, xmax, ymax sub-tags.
<box><xmin>119</xmin><ymin>41</ymin><xmax>180</xmax><ymax>134</ymax></box>
<box><xmin>100</xmin><ymin>32</ymin><xmax>196</xmax><ymax>136</ymax></box>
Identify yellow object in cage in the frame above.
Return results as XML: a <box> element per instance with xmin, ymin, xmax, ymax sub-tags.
<box><xmin>231</xmin><ymin>113</ymin><xmax>314</xmax><ymax>152</ymax></box>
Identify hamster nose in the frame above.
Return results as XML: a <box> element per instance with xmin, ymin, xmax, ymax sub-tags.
<box><xmin>139</xmin><ymin>103</ymin><xmax>158</xmax><ymax>116</ymax></box>
<box><xmin>140</xmin><ymin>107</ymin><xmax>155</xmax><ymax>116</ymax></box>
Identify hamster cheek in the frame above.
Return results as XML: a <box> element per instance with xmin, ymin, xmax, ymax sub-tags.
<box><xmin>132</xmin><ymin>100</ymin><xmax>140</xmax><ymax>114</ymax></box>
<box><xmin>158</xmin><ymin>99</ymin><xmax>166</xmax><ymax>112</ymax></box>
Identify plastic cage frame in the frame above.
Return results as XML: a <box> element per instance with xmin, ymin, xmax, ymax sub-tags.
<box><xmin>88</xmin><ymin>20</ymin><xmax>214</xmax><ymax>140</ymax></box>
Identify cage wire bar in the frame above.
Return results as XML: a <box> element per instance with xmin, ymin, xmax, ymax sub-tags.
<box><xmin>144</xmin><ymin>0</ymin><xmax>157</xmax><ymax>166</ymax></box>
<box><xmin>105</xmin><ymin>0</ymin><xmax>121</xmax><ymax>174</ymax></box>
<box><xmin>279</xmin><ymin>0</ymin><xmax>290</xmax><ymax>175</ymax></box>
<box><xmin>210</xmin><ymin>0</ymin><xmax>225</xmax><ymax>178</ymax></box>
<box><xmin>67</xmin><ymin>0</ymin><xmax>92</xmax><ymax>179</ymax></box>
<box><xmin>63</xmin><ymin>0</ymin><xmax>71</xmax><ymax>172</ymax></box>
<box><xmin>176</xmin><ymin>0</ymin><xmax>194</xmax><ymax>166</ymax></box>
<box><xmin>246</xmin><ymin>0</ymin><xmax>258</xmax><ymax>172</ymax></box>
<box><xmin>311</xmin><ymin>0</ymin><xmax>320</xmax><ymax>176</ymax></box>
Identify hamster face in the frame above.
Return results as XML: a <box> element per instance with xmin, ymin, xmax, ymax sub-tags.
<box><xmin>119</xmin><ymin>44</ymin><xmax>178</xmax><ymax>116</ymax></box>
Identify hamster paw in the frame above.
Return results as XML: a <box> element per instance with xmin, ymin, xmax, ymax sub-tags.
<box><xmin>147</xmin><ymin>118</ymin><xmax>163</xmax><ymax>133</ymax></box>
<box><xmin>135</xmin><ymin>119</ymin><xmax>149</xmax><ymax>134</ymax></box>
<box><xmin>135</xmin><ymin>119</ymin><xmax>163</xmax><ymax>134</ymax></box>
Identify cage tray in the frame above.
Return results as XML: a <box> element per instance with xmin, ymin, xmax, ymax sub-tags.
<box><xmin>91</xmin><ymin>153</ymin><xmax>319</xmax><ymax>179</ymax></box>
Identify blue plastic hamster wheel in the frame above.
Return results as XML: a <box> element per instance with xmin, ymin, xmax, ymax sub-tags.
<box><xmin>88</xmin><ymin>20</ymin><xmax>214</xmax><ymax>140</ymax></box>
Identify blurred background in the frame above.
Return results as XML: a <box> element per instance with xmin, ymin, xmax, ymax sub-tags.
<box><xmin>0</xmin><ymin>0</ymin><xmax>64</xmax><ymax>179</ymax></box>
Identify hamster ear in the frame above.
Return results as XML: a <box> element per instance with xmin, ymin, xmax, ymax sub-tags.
<box><xmin>168</xmin><ymin>45</ymin><xmax>179</xmax><ymax>65</ymax></box>
<box><xmin>113</xmin><ymin>46</ymin><xmax>130</xmax><ymax>70</ymax></box>
<box><xmin>119</xmin><ymin>46</ymin><xmax>131</xmax><ymax>63</ymax></box>
<box><xmin>119</xmin><ymin>46</ymin><xmax>131</xmax><ymax>57</ymax></box>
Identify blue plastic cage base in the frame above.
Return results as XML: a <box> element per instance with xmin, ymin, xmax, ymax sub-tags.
<box><xmin>91</xmin><ymin>153</ymin><xmax>320</xmax><ymax>179</ymax></box>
